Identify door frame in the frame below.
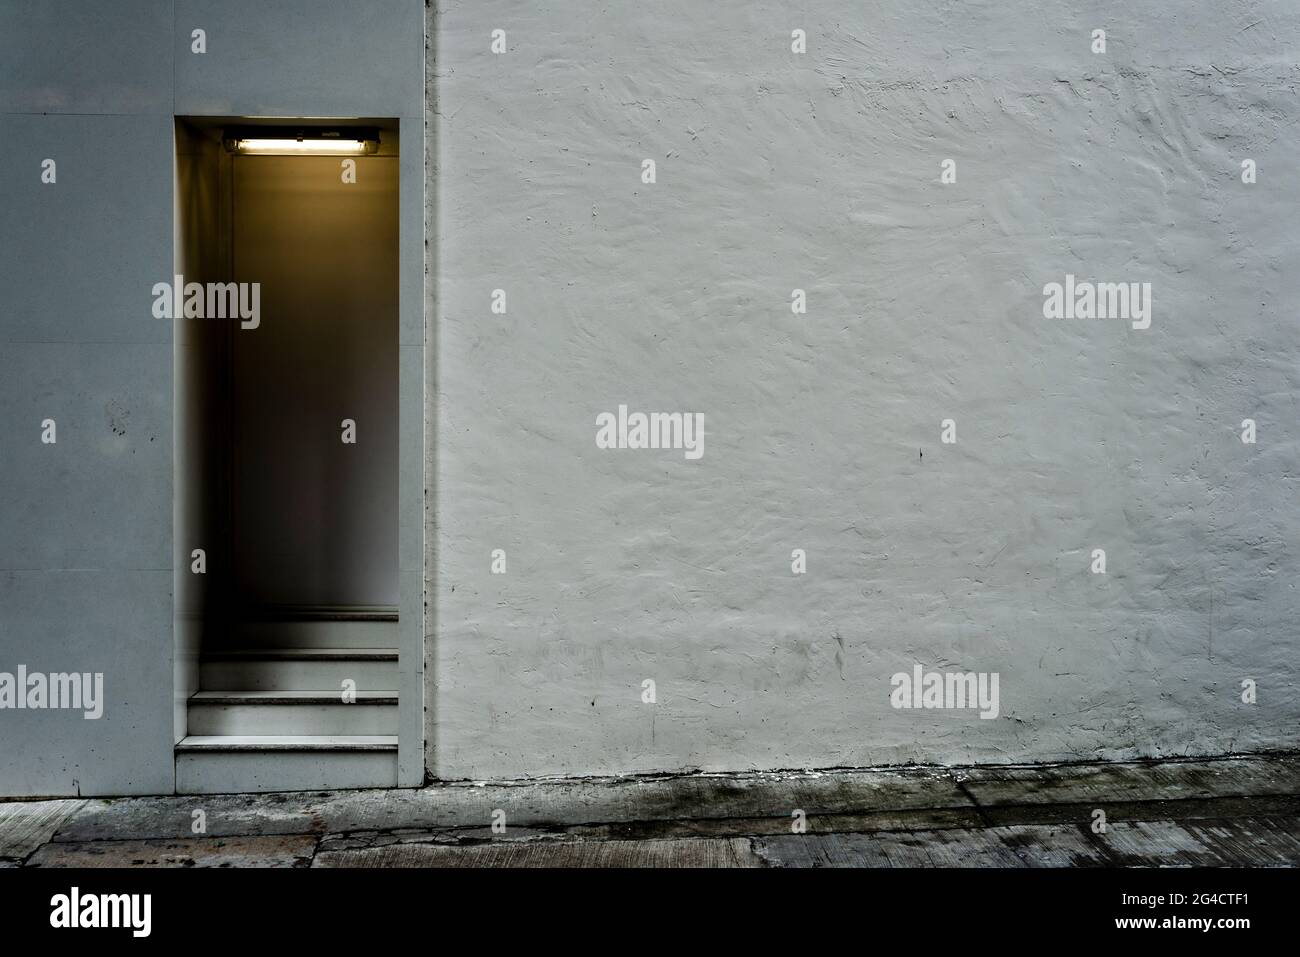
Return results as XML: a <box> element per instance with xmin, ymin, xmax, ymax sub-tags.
<box><xmin>395</xmin><ymin>114</ymin><xmax>426</xmax><ymax>787</ymax></box>
<box><xmin>172</xmin><ymin>114</ymin><xmax>425</xmax><ymax>788</ymax></box>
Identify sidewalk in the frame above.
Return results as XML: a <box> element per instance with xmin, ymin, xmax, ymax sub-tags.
<box><xmin>3</xmin><ymin>753</ymin><xmax>1298</xmax><ymax>867</ymax></box>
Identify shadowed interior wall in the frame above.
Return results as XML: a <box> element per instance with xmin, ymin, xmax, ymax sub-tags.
<box><xmin>230</xmin><ymin>155</ymin><xmax>399</xmax><ymax>610</ymax></box>
<box><xmin>174</xmin><ymin>121</ymin><xmax>231</xmax><ymax>738</ymax></box>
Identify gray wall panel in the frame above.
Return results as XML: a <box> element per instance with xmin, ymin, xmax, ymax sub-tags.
<box><xmin>0</xmin><ymin>0</ymin><xmax>425</xmax><ymax>796</ymax></box>
<box><xmin>0</xmin><ymin>569</ymin><xmax>173</xmax><ymax>797</ymax></box>
<box><xmin>0</xmin><ymin>342</ymin><xmax>171</xmax><ymax>575</ymax></box>
<box><xmin>0</xmin><ymin>114</ymin><xmax>173</xmax><ymax>345</ymax></box>
<box><xmin>173</xmin><ymin>0</ymin><xmax>424</xmax><ymax>118</ymax></box>
<box><xmin>0</xmin><ymin>0</ymin><xmax>173</xmax><ymax>115</ymax></box>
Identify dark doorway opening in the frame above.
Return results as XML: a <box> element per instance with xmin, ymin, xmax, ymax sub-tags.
<box><xmin>173</xmin><ymin>117</ymin><xmax>401</xmax><ymax>792</ymax></box>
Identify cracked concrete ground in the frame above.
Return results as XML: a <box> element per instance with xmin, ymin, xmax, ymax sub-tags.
<box><xmin>3</xmin><ymin>753</ymin><xmax>1298</xmax><ymax>868</ymax></box>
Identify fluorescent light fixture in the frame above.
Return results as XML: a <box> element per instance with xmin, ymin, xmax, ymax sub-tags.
<box><xmin>234</xmin><ymin>137</ymin><xmax>368</xmax><ymax>155</ymax></box>
<box><xmin>223</xmin><ymin>126</ymin><xmax>380</xmax><ymax>156</ymax></box>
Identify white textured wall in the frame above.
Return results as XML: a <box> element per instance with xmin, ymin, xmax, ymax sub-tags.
<box><xmin>428</xmin><ymin>0</ymin><xmax>1300</xmax><ymax>780</ymax></box>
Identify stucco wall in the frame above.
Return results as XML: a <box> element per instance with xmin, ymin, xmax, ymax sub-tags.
<box><xmin>427</xmin><ymin>0</ymin><xmax>1300</xmax><ymax>779</ymax></box>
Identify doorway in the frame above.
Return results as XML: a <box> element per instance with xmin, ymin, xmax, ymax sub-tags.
<box><xmin>173</xmin><ymin>118</ymin><xmax>402</xmax><ymax>792</ymax></box>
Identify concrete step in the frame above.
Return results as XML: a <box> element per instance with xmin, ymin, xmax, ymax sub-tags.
<box><xmin>199</xmin><ymin>648</ymin><xmax>398</xmax><ymax>692</ymax></box>
<box><xmin>187</xmin><ymin>691</ymin><xmax>398</xmax><ymax>735</ymax></box>
<box><xmin>226</xmin><ymin>614</ymin><xmax>398</xmax><ymax>650</ymax></box>
<box><xmin>175</xmin><ymin>735</ymin><xmax>398</xmax><ymax>793</ymax></box>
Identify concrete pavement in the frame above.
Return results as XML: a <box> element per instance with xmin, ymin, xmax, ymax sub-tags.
<box><xmin>3</xmin><ymin>753</ymin><xmax>1298</xmax><ymax>867</ymax></box>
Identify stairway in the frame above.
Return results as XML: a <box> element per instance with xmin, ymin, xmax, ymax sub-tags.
<box><xmin>176</xmin><ymin>612</ymin><xmax>399</xmax><ymax>793</ymax></box>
